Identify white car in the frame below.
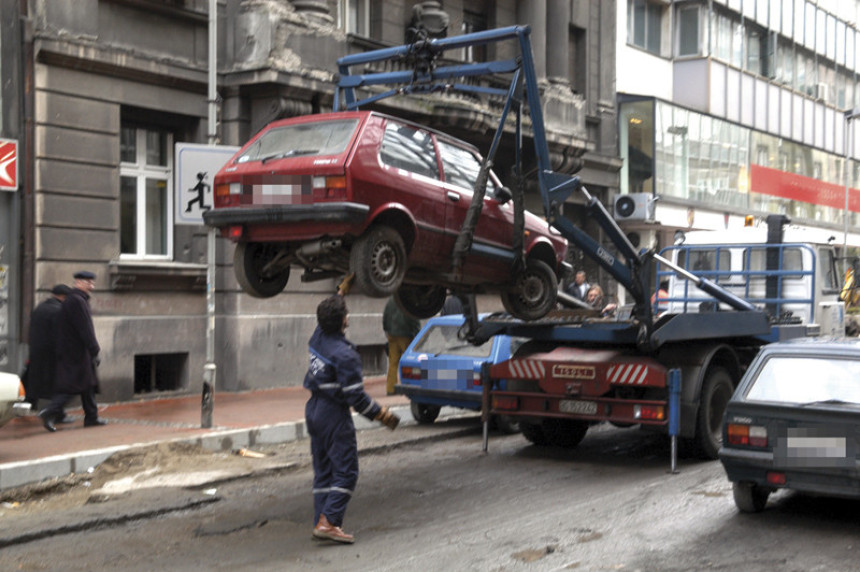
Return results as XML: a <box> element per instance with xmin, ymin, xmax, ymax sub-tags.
<box><xmin>0</xmin><ymin>372</ymin><xmax>30</xmax><ymax>428</ymax></box>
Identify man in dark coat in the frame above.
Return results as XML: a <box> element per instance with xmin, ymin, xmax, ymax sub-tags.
<box><xmin>304</xmin><ymin>295</ymin><xmax>399</xmax><ymax>544</ymax></box>
<box><xmin>40</xmin><ymin>271</ymin><xmax>106</xmax><ymax>432</ymax></box>
<box><xmin>25</xmin><ymin>284</ymin><xmax>72</xmax><ymax>411</ymax></box>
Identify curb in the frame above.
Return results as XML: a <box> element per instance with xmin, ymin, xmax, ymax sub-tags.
<box><xmin>0</xmin><ymin>404</ymin><xmax>468</xmax><ymax>492</ymax></box>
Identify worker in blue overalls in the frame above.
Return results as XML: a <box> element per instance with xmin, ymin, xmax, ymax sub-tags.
<box><xmin>304</xmin><ymin>294</ymin><xmax>400</xmax><ymax>544</ymax></box>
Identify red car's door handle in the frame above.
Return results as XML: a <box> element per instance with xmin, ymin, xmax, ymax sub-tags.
<box><xmin>447</xmin><ymin>191</ymin><xmax>460</xmax><ymax>201</ymax></box>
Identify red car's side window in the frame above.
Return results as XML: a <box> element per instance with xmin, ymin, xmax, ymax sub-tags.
<box><xmin>437</xmin><ymin>139</ymin><xmax>498</xmax><ymax>195</ymax></box>
<box><xmin>380</xmin><ymin>122</ymin><xmax>440</xmax><ymax>179</ymax></box>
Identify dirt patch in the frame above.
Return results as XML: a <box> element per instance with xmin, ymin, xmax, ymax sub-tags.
<box><xmin>0</xmin><ymin>442</ymin><xmax>295</xmax><ymax>518</ymax></box>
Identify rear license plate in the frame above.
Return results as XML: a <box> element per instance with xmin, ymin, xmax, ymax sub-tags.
<box><xmin>559</xmin><ymin>399</ymin><xmax>597</xmax><ymax>415</ymax></box>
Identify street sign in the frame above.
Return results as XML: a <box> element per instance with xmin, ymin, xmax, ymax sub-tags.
<box><xmin>0</xmin><ymin>139</ymin><xmax>19</xmax><ymax>192</ymax></box>
<box><xmin>174</xmin><ymin>143</ymin><xmax>239</xmax><ymax>225</ymax></box>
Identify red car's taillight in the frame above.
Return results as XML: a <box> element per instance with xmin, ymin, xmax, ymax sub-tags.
<box><xmin>215</xmin><ymin>182</ymin><xmax>242</xmax><ymax>207</ymax></box>
<box><xmin>726</xmin><ymin>423</ymin><xmax>768</xmax><ymax>447</ymax></box>
<box><xmin>312</xmin><ymin>175</ymin><xmax>347</xmax><ymax>200</ymax></box>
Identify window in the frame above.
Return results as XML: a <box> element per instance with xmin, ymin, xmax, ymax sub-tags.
<box><xmin>338</xmin><ymin>0</ymin><xmax>369</xmax><ymax>36</ymax></box>
<box><xmin>437</xmin><ymin>139</ymin><xmax>497</xmax><ymax>194</ymax></box>
<box><xmin>628</xmin><ymin>0</ymin><xmax>662</xmax><ymax>55</ymax></box>
<box><xmin>379</xmin><ymin>122</ymin><xmax>439</xmax><ymax>179</ymax></box>
<box><xmin>120</xmin><ymin>126</ymin><xmax>173</xmax><ymax>259</ymax></box>
<box><xmin>461</xmin><ymin>10</ymin><xmax>487</xmax><ymax>61</ymax></box>
<box><xmin>677</xmin><ymin>4</ymin><xmax>699</xmax><ymax>57</ymax></box>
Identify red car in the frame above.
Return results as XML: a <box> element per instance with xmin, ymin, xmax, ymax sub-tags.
<box><xmin>204</xmin><ymin>111</ymin><xmax>568</xmax><ymax>320</ymax></box>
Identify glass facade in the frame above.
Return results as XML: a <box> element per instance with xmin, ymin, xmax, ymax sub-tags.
<box><xmin>620</xmin><ymin>98</ymin><xmax>860</xmax><ymax>230</ymax></box>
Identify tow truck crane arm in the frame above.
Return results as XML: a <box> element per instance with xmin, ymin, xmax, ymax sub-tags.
<box><xmin>334</xmin><ymin>25</ymin><xmax>757</xmax><ymax>339</ymax></box>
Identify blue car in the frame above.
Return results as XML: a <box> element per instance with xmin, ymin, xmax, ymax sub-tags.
<box><xmin>395</xmin><ymin>314</ymin><xmax>523</xmax><ymax>433</ymax></box>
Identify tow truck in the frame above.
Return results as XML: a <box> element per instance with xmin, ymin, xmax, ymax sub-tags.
<box><xmin>337</xmin><ymin>26</ymin><xmax>835</xmax><ymax>459</ymax></box>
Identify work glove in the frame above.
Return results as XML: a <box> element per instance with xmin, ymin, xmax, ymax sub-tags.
<box><xmin>374</xmin><ymin>406</ymin><xmax>400</xmax><ymax>430</ymax></box>
<box><xmin>337</xmin><ymin>273</ymin><xmax>356</xmax><ymax>296</ymax></box>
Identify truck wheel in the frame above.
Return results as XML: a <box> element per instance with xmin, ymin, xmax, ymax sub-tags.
<box><xmin>500</xmin><ymin>259</ymin><xmax>558</xmax><ymax>321</ymax></box>
<box><xmin>733</xmin><ymin>482</ymin><xmax>770</xmax><ymax>513</ymax></box>
<box><xmin>410</xmin><ymin>401</ymin><xmax>441</xmax><ymax>424</ymax></box>
<box><xmin>520</xmin><ymin>421</ymin><xmax>550</xmax><ymax>445</ymax></box>
<box><xmin>542</xmin><ymin>418</ymin><xmax>589</xmax><ymax>449</ymax></box>
<box><xmin>695</xmin><ymin>366</ymin><xmax>734</xmax><ymax>460</ymax></box>
<box><xmin>234</xmin><ymin>242</ymin><xmax>291</xmax><ymax>298</ymax></box>
<box><xmin>493</xmin><ymin>415</ymin><xmax>521</xmax><ymax>435</ymax></box>
<box><xmin>350</xmin><ymin>225</ymin><xmax>407</xmax><ymax>297</ymax></box>
<box><xmin>395</xmin><ymin>284</ymin><xmax>447</xmax><ymax>319</ymax></box>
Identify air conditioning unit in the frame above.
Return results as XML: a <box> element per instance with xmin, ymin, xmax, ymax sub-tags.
<box><xmin>815</xmin><ymin>82</ymin><xmax>829</xmax><ymax>102</ymax></box>
<box><xmin>614</xmin><ymin>193</ymin><xmax>655</xmax><ymax>222</ymax></box>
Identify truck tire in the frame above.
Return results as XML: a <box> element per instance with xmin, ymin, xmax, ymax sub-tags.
<box><xmin>542</xmin><ymin>418</ymin><xmax>589</xmax><ymax>449</ymax></box>
<box><xmin>493</xmin><ymin>415</ymin><xmax>521</xmax><ymax>435</ymax></box>
<box><xmin>500</xmin><ymin>259</ymin><xmax>558</xmax><ymax>320</ymax></box>
<box><xmin>520</xmin><ymin>421</ymin><xmax>550</xmax><ymax>445</ymax></box>
<box><xmin>234</xmin><ymin>242</ymin><xmax>291</xmax><ymax>298</ymax></box>
<box><xmin>733</xmin><ymin>482</ymin><xmax>770</xmax><ymax>513</ymax></box>
<box><xmin>350</xmin><ymin>225</ymin><xmax>407</xmax><ymax>297</ymax></box>
<box><xmin>694</xmin><ymin>366</ymin><xmax>734</xmax><ymax>459</ymax></box>
<box><xmin>410</xmin><ymin>401</ymin><xmax>441</xmax><ymax>424</ymax></box>
<box><xmin>395</xmin><ymin>284</ymin><xmax>447</xmax><ymax>319</ymax></box>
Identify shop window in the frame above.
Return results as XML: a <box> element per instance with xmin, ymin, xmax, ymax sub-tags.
<box><xmin>120</xmin><ymin>125</ymin><xmax>173</xmax><ymax>259</ymax></box>
<box><xmin>134</xmin><ymin>353</ymin><xmax>186</xmax><ymax>393</ymax></box>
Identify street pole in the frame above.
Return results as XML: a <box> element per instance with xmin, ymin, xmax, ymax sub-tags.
<box><xmin>844</xmin><ymin>108</ymin><xmax>860</xmax><ymax>255</ymax></box>
<box><xmin>201</xmin><ymin>0</ymin><xmax>218</xmax><ymax>428</ymax></box>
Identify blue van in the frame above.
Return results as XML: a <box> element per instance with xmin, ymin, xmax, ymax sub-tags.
<box><xmin>395</xmin><ymin>314</ymin><xmax>523</xmax><ymax>433</ymax></box>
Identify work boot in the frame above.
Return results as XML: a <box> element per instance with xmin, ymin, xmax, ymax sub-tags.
<box><xmin>312</xmin><ymin>514</ymin><xmax>355</xmax><ymax>544</ymax></box>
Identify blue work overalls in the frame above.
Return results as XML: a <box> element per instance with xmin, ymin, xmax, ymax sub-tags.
<box><xmin>304</xmin><ymin>326</ymin><xmax>381</xmax><ymax>527</ymax></box>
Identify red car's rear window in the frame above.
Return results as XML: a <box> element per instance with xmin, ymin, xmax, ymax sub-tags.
<box><xmin>235</xmin><ymin>118</ymin><xmax>360</xmax><ymax>164</ymax></box>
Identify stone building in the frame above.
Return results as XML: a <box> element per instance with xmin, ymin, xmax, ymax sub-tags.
<box><xmin>0</xmin><ymin>0</ymin><xmax>619</xmax><ymax>400</ymax></box>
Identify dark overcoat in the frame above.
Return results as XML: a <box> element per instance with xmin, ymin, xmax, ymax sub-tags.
<box><xmin>26</xmin><ymin>297</ymin><xmax>63</xmax><ymax>400</ymax></box>
<box><xmin>55</xmin><ymin>288</ymin><xmax>100</xmax><ymax>394</ymax></box>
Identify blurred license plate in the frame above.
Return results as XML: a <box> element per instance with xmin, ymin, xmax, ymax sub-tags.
<box><xmin>560</xmin><ymin>400</ymin><xmax>597</xmax><ymax>415</ymax></box>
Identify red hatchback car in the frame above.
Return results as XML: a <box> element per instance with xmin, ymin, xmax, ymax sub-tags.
<box><xmin>204</xmin><ymin>111</ymin><xmax>568</xmax><ymax>320</ymax></box>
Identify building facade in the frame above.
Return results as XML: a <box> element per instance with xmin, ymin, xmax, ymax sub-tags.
<box><xmin>616</xmin><ymin>0</ymin><xmax>860</xmax><ymax>287</ymax></box>
<box><xmin>0</xmin><ymin>0</ymin><xmax>619</xmax><ymax>400</ymax></box>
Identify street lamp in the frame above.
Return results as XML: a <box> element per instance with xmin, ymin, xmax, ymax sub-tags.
<box><xmin>844</xmin><ymin>107</ymin><xmax>860</xmax><ymax>253</ymax></box>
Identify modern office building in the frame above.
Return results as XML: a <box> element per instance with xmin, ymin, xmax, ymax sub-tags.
<box><xmin>615</xmin><ymin>0</ymin><xmax>860</xmax><ymax>265</ymax></box>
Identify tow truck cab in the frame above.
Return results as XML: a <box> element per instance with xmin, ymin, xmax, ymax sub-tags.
<box><xmin>660</xmin><ymin>223</ymin><xmax>843</xmax><ymax>331</ymax></box>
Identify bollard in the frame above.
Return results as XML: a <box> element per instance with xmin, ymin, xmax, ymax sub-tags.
<box><xmin>668</xmin><ymin>368</ymin><xmax>681</xmax><ymax>474</ymax></box>
<box><xmin>481</xmin><ymin>362</ymin><xmax>491</xmax><ymax>453</ymax></box>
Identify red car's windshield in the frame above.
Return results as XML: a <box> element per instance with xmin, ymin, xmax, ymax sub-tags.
<box><xmin>235</xmin><ymin>118</ymin><xmax>360</xmax><ymax>164</ymax></box>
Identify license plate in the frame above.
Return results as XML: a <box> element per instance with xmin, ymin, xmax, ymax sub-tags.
<box><xmin>559</xmin><ymin>399</ymin><xmax>597</xmax><ymax>415</ymax></box>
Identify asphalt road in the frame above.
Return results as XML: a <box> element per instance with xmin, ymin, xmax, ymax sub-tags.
<box><xmin>2</xmin><ymin>417</ymin><xmax>859</xmax><ymax>571</ymax></box>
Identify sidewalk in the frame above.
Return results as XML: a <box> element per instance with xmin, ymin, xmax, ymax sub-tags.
<box><xmin>0</xmin><ymin>376</ymin><xmax>411</xmax><ymax>491</ymax></box>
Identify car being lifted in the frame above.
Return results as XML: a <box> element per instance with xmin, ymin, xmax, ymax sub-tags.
<box><xmin>203</xmin><ymin>111</ymin><xmax>568</xmax><ymax>321</ymax></box>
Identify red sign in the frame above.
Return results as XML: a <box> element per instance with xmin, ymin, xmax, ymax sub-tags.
<box><xmin>749</xmin><ymin>163</ymin><xmax>860</xmax><ymax>213</ymax></box>
<box><xmin>0</xmin><ymin>139</ymin><xmax>18</xmax><ymax>191</ymax></box>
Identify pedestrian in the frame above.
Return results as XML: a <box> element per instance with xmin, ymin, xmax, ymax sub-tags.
<box><xmin>24</xmin><ymin>284</ymin><xmax>72</xmax><ymax>415</ymax></box>
<box><xmin>382</xmin><ymin>296</ymin><xmax>421</xmax><ymax>395</ymax></box>
<box><xmin>40</xmin><ymin>271</ymin><xmax>106</xmax><ymax>432</ymax></box>
<box><xmin>304</xmin><ymin>294</ymin><xmax>400</xmax><ymax>544</ymax></box>
<box><xmin>566</xmin><ymin>270</ymin><xmax>590</xmax><ymax>301</ymax></box>
<box><xmin>585</xmin><ymin>284</ymin><xmax>617</xmax><ymax>318</ymax></box>
<box><xmin>651</xmin><ymin>279</ymin><xmax>670</xmax><ymax>315</ymax></box>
